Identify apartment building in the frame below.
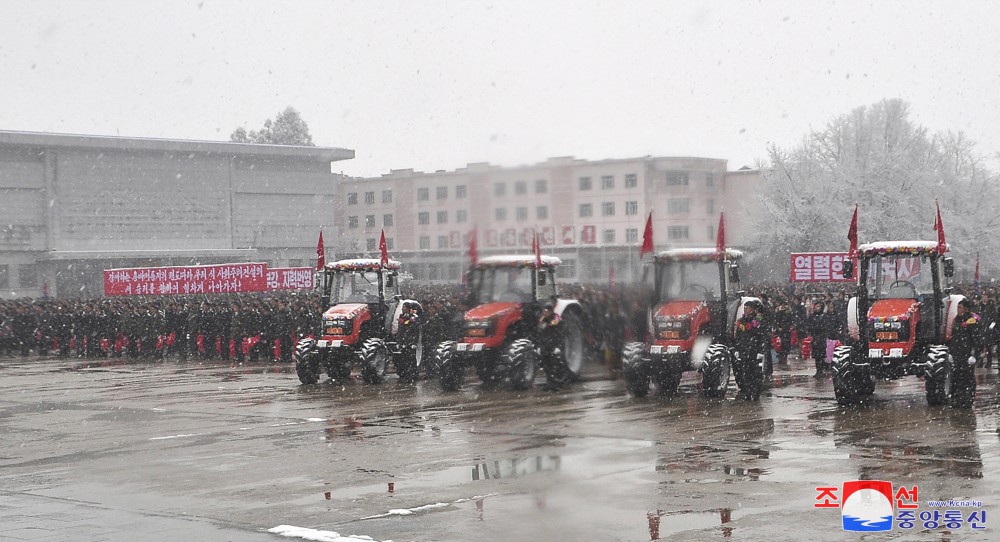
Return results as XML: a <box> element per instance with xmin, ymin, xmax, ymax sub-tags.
<box><xmin>335</xmin><ymin>156</ymin><xmax>761</xmax><ymax>284</ymax></box>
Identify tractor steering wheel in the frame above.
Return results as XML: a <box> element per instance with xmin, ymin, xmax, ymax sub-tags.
<box><xmin>685</xmin><ymin>284</ymin><xmax>711</xmax><ymax>298</ymax></box>
<box><xmin>887</xmin><ymin>280</ymin><xmax>917</xmax><ymax>298</ymax></box>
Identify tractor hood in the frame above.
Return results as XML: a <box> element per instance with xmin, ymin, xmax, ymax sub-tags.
<box><xmin>867</xmin><ymin>299</ymin><xmax>920</xmax><ymax>322</ymax></box>
<box><xmin>655</xmin><ymin>301</ymin><xmax>706</xmax><ymax>320</ymax></box>
<box><xmin>465</xmin><ymin>302</ymin><xmax>520</xmax><ymax>321</ymax></box>
<box><xmin>324</xmin><ymin>304</ymin><xmax>369</xmax><ymax>319</ymax></box>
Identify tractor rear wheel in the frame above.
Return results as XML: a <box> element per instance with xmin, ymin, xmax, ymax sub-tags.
<box><xmin>700</xmin><ymin>343</ymin><xmax>731</xmax><ymax>398</ymax></box>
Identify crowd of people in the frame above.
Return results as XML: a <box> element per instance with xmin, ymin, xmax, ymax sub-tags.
<box><xmin>2</xmin><ymin>283</ymin><xmax>999</xmax><ymax>378</ymax></box>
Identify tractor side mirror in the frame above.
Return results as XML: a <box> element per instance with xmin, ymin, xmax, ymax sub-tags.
<box><xmin>537</xmin><ymin>272</ymin><xmax>547</xmax><ymax>286</ymax></box>
<box><xmin>728</xmin><ymin>264</ymin><xmax>740</xmax><ymax>284</ymax></box>
<box><xmin>943</xmin><ymin>257</ymin><xmax>954</xmax><ymax>278</ymax></box>
<box><xmin>842</xmin><ymin>260</ymin><xmax>854</xmax><ymax>279</ymax></box>
<box><xmin>386</xmin><ymin>273</ymin><xmax>396</xmax><ymax>288</ymax></box>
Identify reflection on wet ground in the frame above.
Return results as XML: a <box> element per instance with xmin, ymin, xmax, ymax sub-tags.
<box><xmin>1</xmin><ymin>354</ymin><xmax>998</xmax><ymax>541</ymax></box>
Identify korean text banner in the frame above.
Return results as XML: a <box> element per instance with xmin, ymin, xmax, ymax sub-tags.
<box><xmin>790</xmin><ymin>253</ymin><xmax>854</xmax><ymax>282</ymax></box>
<box><xmin>104</xmin><ymin>263</ymin><xmax>269</xmax><ymax>296</ymax></box>
<box><xmin>266</xmin><ymin>267</ymin><xmax>315</xmax><ymax>290</ymax></box>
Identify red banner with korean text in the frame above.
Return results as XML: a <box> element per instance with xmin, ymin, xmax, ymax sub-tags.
<box><xmin>790</xmin><ymin>253</ymin><xmax>855</xmax><ymax>282</ymax></box>
<box><xmin>266</xmin><ymin>267</ymin><xmax>315</xmax><ymax>290</ymax></box>
<box><xmin>104</xmin><ymin>263</ymin><xmax>269</xmax><ymax>296</ymax></box>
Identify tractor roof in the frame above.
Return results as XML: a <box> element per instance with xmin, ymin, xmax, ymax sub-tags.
<box><xmin>473</xmin><ymin>255</ymin><xmax>562</xmax><ymax>268</ymax></box>
<box><xmin>326</xmin><ymin>258</ymin><xmax>402</xmax><ymax>271</ymax></box>
<box><xmin>857</xmin><ymin>241</ymin><xmax>945</xmax><ymax>257</ymax></box>
<box><xmin>655</xmin><ymin>248</ymin><xmax>743</xmax><ymax>262</ymax></box>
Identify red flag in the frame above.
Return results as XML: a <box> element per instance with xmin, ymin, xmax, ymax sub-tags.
<box><xmin>847</xmin><ymin>204</ymin><xmax>858</xmax><ymax>258</ymax></box>
<box><xmin>933</xmin><ymin>201</ymin><xmax>947</xmax><ymax>253</ymax></box>
<box><xmin>468</xmin><ymin>227</ymin><xmax>478</xmax><ymax>266</ymax></box>
<box><xmin>316</xmin><ymin>230</ymin><xmax>326</xmax><ymax>270</ymax></box>
<box><xmin>532</xmin><ymin>230</ymin><xmax>542</xmax><ymax>268</ymax></box>
<box><xmin>379</xmin><ymin>229</ymin><xmax>389</xmax><ymax>266</ymax></box>
<box><xmin>715</xmin><ymin>212</ymin><xmax>726</xmax><ymax>254</ymax></box>
<box><xmin>640</xmin><ymin>211</ymin><xmax>654</xmax><ymax>258</ymax></box>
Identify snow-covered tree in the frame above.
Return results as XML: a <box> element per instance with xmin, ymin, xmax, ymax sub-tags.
<box><xmin>751</xmin><ymin>99</ymin><xmax>1000</xmax><ymax>281</ymax></box>
<box><xmin>230</xmin><ymin>106</ymin><xmax>315</xmax><ymax>146</ymax></box>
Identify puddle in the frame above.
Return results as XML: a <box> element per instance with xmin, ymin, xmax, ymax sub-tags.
<box><xmin>647</xmin><ymin>508</ymin><xmax>736</xmax><ymax>540</ymax></box>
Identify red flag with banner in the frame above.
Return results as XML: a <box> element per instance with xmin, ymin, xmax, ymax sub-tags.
<box><xmin>532</xmin><ymin>231</ymin><xmax>542</xmax><ymax>268</ymax></box>
<box><xmin>379</xmin><ymin>229</ymin><xmax>389</xmax><ymax>266</ymax></box>
<box><xmin>640</xmin><ymin>211</ymin><xmax>654</xmax><ymax>258</ymax></box>
<box><xmin>933</xmin><ymin>201</ymin><xmax>947</xmax><ymax>253</ymax></box>
<box><xmin>716</xmin><ymin>212</ymin><xmax>726</xmax><ymax>254</ymax></box>
<box><xmin>316</xmin><ymin>230</ymin><xmax>326</xmax><ymax>270</ymax></box>
<box><xmin>847</xmin><ymin>204</ymin><xmax>858</xmax><ymax>258</ymax></box>
<box><xmin>468</xmin><ymin>227</ymin><xmax>478</xmax><ymax>266</ymax></box>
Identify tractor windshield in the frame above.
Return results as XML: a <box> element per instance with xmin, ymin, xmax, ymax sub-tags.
<box><xmin>865</xmin><ymin>253</ymin><xmax>934</xmax><ymax>300</ymax></box>
<box><xmin>656</xmin><ymin>260</ymin><xmax>722</xmax><ymax>302</ymax></box>
<box><xmin>467</xmin><ymin>266</ymin><xmax>537</xmax><ymax>304</ymax></box>
<box><xmin>331</xmin><ymin>269</ymin><xmax>382</xmax><ymax>304</ymax></box>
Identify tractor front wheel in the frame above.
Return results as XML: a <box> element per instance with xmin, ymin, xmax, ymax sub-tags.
<box><xmin>924</xmin><ymin>345</ymin><xmax>952</xmax><ymax>406</ymax></box>
<box><xmin>700</xmin><ymin>343</ymin><xmax>731</xmax><ymax>398</ymax></box>
<box><xmin>506</xmin><ymin>339</ymin><xmax>538</xmax><ymax>391</ymax></box>
<box><xmin>436</xmin><ymin>341</ymin><xmax>464</xmax><ymax>392</ymax></box>
<box><xmin>622</xmin><ymin>342</ymin><xmax>650</xmax><ymax>397</ymax></box>
<box><xmin>360</xmin><ymin>338</ymin><xmax>389</xmax><ymax>384</ymax></box>
<box><xmin>293</xmin><ymin>339</ymin><xmax>320</xmax><ymax>385</ymax></box>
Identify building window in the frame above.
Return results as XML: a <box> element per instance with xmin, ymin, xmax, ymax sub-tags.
<box><xmin>558</xmin><ymin>258</ymin><xmax>576</xmax><ymax>279</ymax></box>
<box><xmin>383</xmin><ymin>214</ymin><xmax>393</xmax><ymax>227</ymax></box>
<box><xmin>602</xmin><ymin>202</ymin><xmax>615</xmax><ymax>216</ymax></box>
<box><xmin>668</xmin><ymin>226</ymin><xmax>690</xmax><ymax>240</ymax></box>
<box><xmin>495</xmin><ymin>208</ymin><xmax>507</xmax><ymax>221</ymax></box>
<box><xmin>365</xmin><ymin>191</ymin><xmax>375</xmax><ymax>204</ymax></box>
<box><xmin>418</xmin><ymin>188</ymin><xmax>429</xmax><ymax>201</ymax></box>
<box><xmin>382</xmin><ymin>189</ymin><xmax>393</xmax><ymax>203</ymax></box>
<box><xmin>535</xmin><ymin>179</ymin><xmax>548</xmax><ymax>193</ymax></box>
<box><xmin>602</xmin><ymin>229</ymin><xmax>615</xmax><ymax>243</ymax></box>
<box><xmin>667</xmin><ymin>198</ymin><xmax>690</xmax><ymax>214</ymax></box>
<box><xmin>625</xmin><ymin>173</ymin><xmax>638</xmax><ymax>188</ymax></box>
<box><xmin>365</xmin><ymin>215</ymin><xmax>376</xmax><ymax>228</ymax></box>
<box><xmin>348</xmin><ymin>216</ymin><xmax>359</xmax><ymax>229</ymax></box>
<box><xmin>494</xmin><ymin>183</ymin><xmax>506</xmax><ymax>196</ymax></box>
<box><xmin>601</xmin><ymin>175</ymin><xmax>615</xmax><ymax>189</ymax></box>
<box><xmin>579</xmin><ymin>203</ymin><xmax>592</xmax><ymax>217</ymax></box>
<box><xmin>537</xmin><ymin>206</ymin><xmax>548</xmax><ymax>220</ymax></box>
<box><xmin>348</xmin><ymin>192</ymin><xmax>358</xmax><ymax>205</ymax></box>
<box><xmin>387</xmin><ymin>238</ymin><xmax>394</xmax><ymax>250</ymax></box>
<box><xmin>437</xmin><ymin>210</ymin><xmax>448</xmax><ymax>224</ymax></box>
<box><xmin>418</xmin><ymin>212</ymin><xmax>430</xmax><ymax>225</ymax></box>
<box><xmin>578</xmin><ymin>176</ymin><xmax>592</xmax><ymax>190</ymax></box>
<box><xmin>457</xmin><ymin>209</ymin><xmax>468</xmax><ymax>223</ymax></box>
<box><xmin>516</xmin><ymin>207</ymin><xmax>528</xmax><ymax>221</ymax></box>
<box><xmin>419</xmin><ymin>236</ymin><xmax>430</xmax><ymax>249</ymax></box>
<box><xmin>366</xmin><ymin>238</ymin><xmax>377</xmax><ymax>251</ymax></box>
<box><xmin>707</xmin><ymin>198</ymin><xmax>715</xmax><ymax>214</ymax></box>
<box><xmin>706</xmin><ymin>172</ymin><xmax>715</xmax><ymax>186</ymax></box>
<box><xmin>515</xmin><ymin>181</ymin><xmax>527</xmax><ymax>195</ymax></box>
<box><xmin>437</xmin><ymin>186</ymin><xmax>448</xmax><ymax>199</ymax></box>
<box><xmin>625</xmin><ymin>201</ymin><xmax>638</xmax><ymax>215</ymax></box>
<box><xmin>666</xmin><ymin>171</ymin><xmax>689</xmax><ymax>186</ymax></box>
<box><xmin>438</xmin><ymin>235</ymin><xmax>448</xmax><ymax>249</ymax></box>
<box><xmin>456</xmin><ymin>185</ymin><xmax>467</xmax><ymax>198</ymax></box>
<box><xmin>626</xmin><ymin>228</ymin><xmax>638</xmax><ymax>243</ymax></box>
<box><xmin>707</xmin><ymin>224</ymin><xmax>715</xmax><ymax>241</ymax></box>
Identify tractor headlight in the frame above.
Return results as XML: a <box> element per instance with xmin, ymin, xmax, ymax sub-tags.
<box><xmin>890</xmin><ymin>321</ymin><xmax>902</xmax><ymax>330</ymax></box>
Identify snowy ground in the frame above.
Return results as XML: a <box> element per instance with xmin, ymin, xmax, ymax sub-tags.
<box><xmin>0</xmin><ymin>353</ymin><xmax>997</xmax><ymax>541</ymax></box>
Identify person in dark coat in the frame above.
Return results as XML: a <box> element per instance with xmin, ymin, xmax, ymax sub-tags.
<box><xmin>733</xmin><ymin>300</ymin><xmax>767</xmax><ymax>398</ymax></box>
<box><xmin>805</xmin><ymin>300</ymin><xmax>829</xmax><ymax>377</ymax></box>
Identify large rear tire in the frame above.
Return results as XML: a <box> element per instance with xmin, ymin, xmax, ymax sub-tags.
<box><xmin>436</xmin><ymin>341</ymin><xmax>464</xmax><ymax>391</ymax></box>
<box><xmin>700</xmin><ymin>343</ymin><xmax>731</xmax><ymax>398</ymax></box>
<box><xmin>294</xmin><ymin>339</ymin><xmax>320</xmax><ymax>384</ymax></box>
<box><xmin>925</xmin><ymin>345</ymin><xmax>951</xmax><ymax>406</ymax></box>
<box><xmin>360</xmin><ymin>338</ymin><xmax>389</xmax><ymax>384</ymax></box>
<box><xmin>622</xmin><ymin>342</ymin><xmax>649</xmax><ymax>397</ymax></box>
<box><xmin>557</xmin><ymin>310</ymin><xmax>586</xmax><ymax>381</ymax></box>
<box><xmin>506</xmin><ymin>339</ymin><xmax>538</xmax><ymax>391</ymax></box>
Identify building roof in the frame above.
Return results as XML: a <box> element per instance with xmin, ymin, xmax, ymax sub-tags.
<box><xmin>0</xmin><ymin>130</ymin><xmax>354</xmax><ymax>162</ymax></box>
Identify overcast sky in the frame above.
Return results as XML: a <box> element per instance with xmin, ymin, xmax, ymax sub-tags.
<box><xmin>3</xmin><ymin>0</ymin><xmax>1000</xmax><ymax>177</ymax></box>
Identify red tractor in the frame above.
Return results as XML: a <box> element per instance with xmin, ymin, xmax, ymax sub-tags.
<box><xmin>835</xmin><ymin>241</ymin><xmax>973</xmax><ymax>407</ymax></box>
<box><xmin>432</xmin><ymin>255</ymin><xmax>586</xmax><ymax>391</ymax></box>
<box><xmin>622</xmin><ymin>248</ymin><xmax>765</xmax><ymax>399</ymax></box>
<box><xmin>293</xmin><ymin>258</ymin><xmax>423</xmax><ymax>385</ymax></box>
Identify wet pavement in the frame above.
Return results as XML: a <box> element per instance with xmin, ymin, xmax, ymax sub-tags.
<box><xmin>1</xmin><ymin>353</ymin><xmax>998</xmax><ymax>541</ymax></box>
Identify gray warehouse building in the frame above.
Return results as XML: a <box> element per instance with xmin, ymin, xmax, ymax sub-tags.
<box><xmin>0</xmin><ymin>130</ymin><xmax>353</xmax><ymax>299</ymax></box>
